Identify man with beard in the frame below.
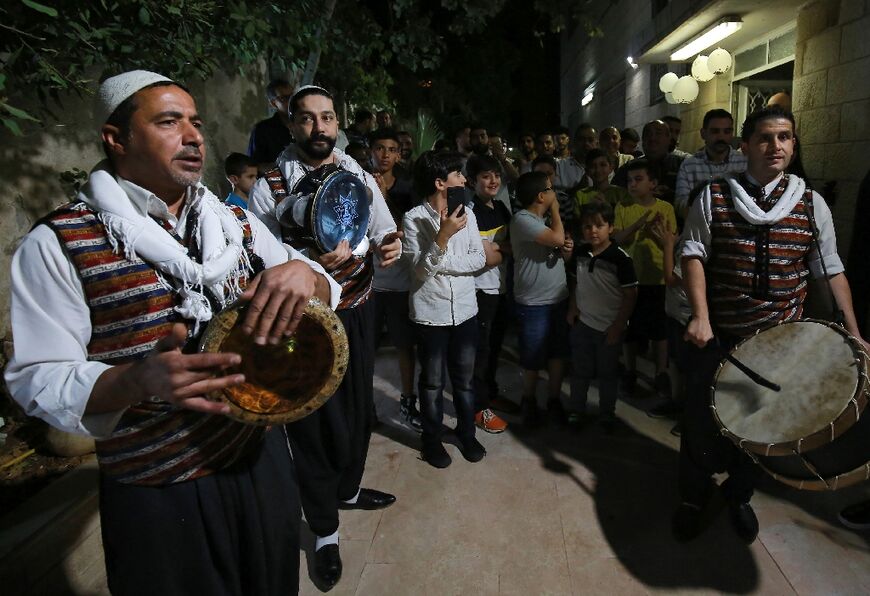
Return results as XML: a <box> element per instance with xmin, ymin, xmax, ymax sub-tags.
<box><xmin>5</xmin><ymin>71</ymin><xmax>342</xmax><ymax>594</ymax></box>
<box><xmin>249</xmin><ymin>85</ymin><xmax>402</xmax><ymax>591</ymax></box>
<box><xmin>396</xmin><ymin>129</ymin><xmax>414</xmax><ymax>168</ymax></box>
<box><xmin>674</xmin><ymin>109</ymin><xmax>747</xmax><ymax>217</ymax></box>
<box><xmin>554</xmin><ymin>126</ymin><xmax>572</xmax><ymax>160</ymax></box>
<box><xmin>556</xmin><ymin>123</ymin><xmax>596</xmax><ymax>193</ymax></box>
<box><xmin>455</xmin><ymin>125</ymin><xmax>472</xmax><ymax>157</ymax></box>
<box><xmin>518</xmin><ymin>131</ymin><xmax>537</xmax><ymax>174</ymax></box>
<box><xmin>344</xmin><ymin>108</ymin><xmax>376</xmax><ymax>147</ymax></box>
<box><xmin>663</xmin><ymin>115</ymin><xmax>691</xmax><ymax>158</ymax></box>
<box><xmin>613</xmin><ymin>120</ymin><xmax>685</xmax><ymax>206</ymax></box>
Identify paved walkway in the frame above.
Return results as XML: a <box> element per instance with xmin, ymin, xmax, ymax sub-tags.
<box><xmin>299</xmin><ymin>347</ymin><xmax>870</xmax><ymax>595</ymax></box>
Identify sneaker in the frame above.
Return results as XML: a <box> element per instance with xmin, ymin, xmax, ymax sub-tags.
<box><xmin>546</xmin><ymin>399</ymin><xmax>567</xmax><ymax>426</ymax></box>
<box><xmin>654</xmin><ymin>372</ymin><xmax>672</xmax><ymax>399</ymax></box>
<box><xmin>490</xmin><ymin>396</ymin><xmax>520</xmax><ymax>415</ymax></box>
<box><xmin>400</xmin><ymin>394</ymin><xmax>423</xmax><ymax>432</ymax></box>
<box><xmin>647</xmin><ymin>400</ymin><xmax>683</xmax><ymax>419</ymax></box>
<box><xmin>622</xmin><ymin>372</ymin><xmax>637</xmax><ymax>396</ymax></box>
<box><xmin>521</xmin><ymin>398</ymin><xmax>542</xmax><ymax>426</ymax></box>
<box><xmin>420</xmin><ymin>441</ymin><xmax>451</xmax><ymax>468</ymax></box>
<box><xmin>457</xmin><ymin>436</ymin><xmax>486</xmax><ymax>463</ymax></box>
<box><xmin>475</xmin><ymin>409</ymin><xmax>508</xmax><ymax>434</ymax></box>
<box><xmin>838</xmin><ymin>499</ymin><xmax>870</xmax><ymax>531</ymax></box>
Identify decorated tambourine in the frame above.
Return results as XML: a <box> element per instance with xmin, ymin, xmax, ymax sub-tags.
<box><xmin>292</xmin><ymin>164</ymin><xmax>371</xmax><ymax>254</ymax></box>
<box><xmin>198</xmin><ymin>297</ymin><xmax>348</xmax><ymax>425</ymax></box>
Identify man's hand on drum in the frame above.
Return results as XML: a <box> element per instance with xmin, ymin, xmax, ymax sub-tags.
<box><xmin>377</xmin><ymin>230</ymin><xmax>404</xmax><ymax>267</ymax></box>
<box><xmin>134</xmin><ymin>323</ymin><xmax>239</xmax><ymax>415</ymax></box>
<box><xmin>685</xmin><ymin>316</ymin><xmax>714</xmax><ymax>348</ymax></box>
<box><xmin>240</xmin><ymin>259</ymin><xmax>321</xmax><ymax>345</ymax></box>
<box><xmin>316</xmin><ymin>239</ymin><xmax>353</xmax><ymax>270</ymax></box>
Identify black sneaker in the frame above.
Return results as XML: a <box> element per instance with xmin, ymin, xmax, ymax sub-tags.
<box><xmin>728</xmin><ymin>501</ymin><xmax>759</xmax><ymax>544</ymax></box>
<box><xmin>400</xmin><ymin>394</ymin><xmax>423</xmax><ymax>432</ymax></box>
<box><xmin>838</xmin><ymin>499</ymin><xmax>870</xmax><ymax>531</ymax></box>
<box><xmin>457</xmin><ymin>436</ymin><xmax>486</xmax><ymax>463</ymax></box>
<box><xmin>648</xmin><ymin>400</ymin><xmax>683</xmax><ymax>419</ymax></box>
<box><xmin>421</xmin><ymin>441</ymin><xmax>451</xmax><ymax>468</ymax></box>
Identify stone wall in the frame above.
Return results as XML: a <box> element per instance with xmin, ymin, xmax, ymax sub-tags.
<box><xmin>0</xmin><ymin>64</ymin><xmax>268</xmax><ymax>344</ymax></box>
<box><xmin>792</xmin><ymin>0</ymin><xmax>870</xmax><ymax>258</ymax></box>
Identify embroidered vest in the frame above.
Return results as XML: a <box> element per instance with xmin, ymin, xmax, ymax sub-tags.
<box><xmin>264</xmin><ymin>166</ymin><xmax>373</xmax><ymax>310</ymax></box>
<box><xmin>706</xmin><ymin>175</ymin><xmax>815</xmax><ymax>337</ymax></box>
<box><xmin>42</xmin><ymin>202</ymin><xmax>264</xmax><ymax>486</ymax></box>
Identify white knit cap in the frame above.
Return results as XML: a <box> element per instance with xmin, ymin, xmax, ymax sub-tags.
<box><xmin>95</xmin><ymin>70</ymin><xmax>174</xmax><ymax>128</ymax></box>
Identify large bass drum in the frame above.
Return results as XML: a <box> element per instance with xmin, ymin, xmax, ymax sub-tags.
<box><xmin>198</xmin><ymin>297</ymin><xmax>348</xmax><ymax>425</ymax></box>
<box><xmin>712</xmin><ymin>319</ymin><xmax>870</xmax><ymax>490</ymax></box>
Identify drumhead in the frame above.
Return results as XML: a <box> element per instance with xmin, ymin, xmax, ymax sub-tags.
<box><xmin>310</xmin><ymin>169</ymin><xmax>370</xmax><ymax>254</ymax></box>
<box><xmin>713</xmin><ymin>320</ymin><xmax>862</xmax><ymax>446</ymax></box>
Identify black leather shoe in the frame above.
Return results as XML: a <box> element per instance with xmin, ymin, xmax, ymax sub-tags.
<box><xmin>339</xmin><ymin>488</ymin><xmax>396</xmax><ymax>510</ymax></box>
<box><xmin>313</xmin><ymin>544</ymin><xmax>342</xmax><ymax>591</ymax></box>
<box><xmin>672</xmin><ymin>503</ymin><xmax>704</xmax><ymax>542</ymax></box>
<box><xmin>457</xmin><ymin>436</ymin><xmax>486</xmax><ymax>463</ymax></box>
<box><xmin>729</xmin><ymin>501</ymin><xmax>759</xmax><ymax>544</ymax></box>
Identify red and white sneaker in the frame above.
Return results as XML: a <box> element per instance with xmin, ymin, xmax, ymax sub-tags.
<box><xmin>475</xmin><ymin>409</ymin><xmax>508</xmax><ymax>434</ymax></box>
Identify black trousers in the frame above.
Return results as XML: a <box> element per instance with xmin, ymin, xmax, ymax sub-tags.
<box><xmin>678</xmin><ymin>337</ymin><xmax>761</xmax><ymax>506</ymax></box>
<box><xmin>284</xmin><ymin>299</ymin><xmax>375</xmax><ymax>537</ymax></box>
<box><xmin>100</xmin><ymin>429</ymin><xmax>300</xmax><ymax>596</ymax></box>
<box><xmin>473</xmin><ymin>291</ymin><xmax>508</xmax><ymax>411</ymax></box>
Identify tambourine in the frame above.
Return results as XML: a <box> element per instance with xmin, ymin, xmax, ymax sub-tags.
<box><xmin>198</xmin><ymin>297</ymin><xmax>348</xmax><ymax>425</ymax></box>
<box><xmin>292</xmin><ymin>164</ymin><xmax>371</xmax><ymax>254</ymax></box>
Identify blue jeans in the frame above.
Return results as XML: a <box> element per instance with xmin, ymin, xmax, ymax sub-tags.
<box><xmin>515</xmin><ymin>300</ymin><xmax>570</xmax><ymax>370</ymax></box>
<box><xmin>416</xmin><ymin>317</ymin><xmax>478</xmax><ymax>444</ymax></box>
<box><xmin>570</xmin><ymin>321</ymin><xmax>621</xmax><ymax>419</ymax></box>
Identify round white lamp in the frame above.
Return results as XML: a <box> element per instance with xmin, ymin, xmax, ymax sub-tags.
<box><xmin>691</xmin><ymin>55</ymin><xmax>714</xmax><ymax>82</ymax></box>
<box><xmin>671</xmin><ymin>75</ymin><xmax>700</xmax><ymax>103</ymax></box>
<box><xmin>665</xmin><ymin>92</ymin><xmax>677</xmax><ymax>105</ymax></box>
<box><xmin>659</xmin><ymin>72</ymin><xmax>679</xmax><ymax>93</ymax></box>
<box><xmin>708</xmin><ymin>48</ymin><xmax>733</xmax><ymax>74</ymax></box>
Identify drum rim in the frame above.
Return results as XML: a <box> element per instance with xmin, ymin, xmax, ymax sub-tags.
<box><xmin>198</xmin><ymin>297</ymin><xmax>349</xmax><ymax>425</ymax></box>
<box><xmin>308</xmin><ymin>169</ymin><xmax>370</xmax><ymax>254</ymax></box>
<box><xmin>757</xmin><ymin>459</ymin><xmax>870</xmax><ymax>491</ymax></box>
<box><xmin>712</xmin><ymin>318</ymin><xmax>870</xmax><ymax>457</ymax></box>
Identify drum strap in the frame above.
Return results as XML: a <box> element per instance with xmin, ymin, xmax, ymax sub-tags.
<box><xmin>805</xmin><ymin>194</ymin><xmax>845</xmax><ymax>326</ymax></box>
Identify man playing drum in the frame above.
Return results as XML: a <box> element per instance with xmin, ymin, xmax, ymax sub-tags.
<box><xmin>5</xmin><ymin>71</ymin><xmax>342</xmax><ymax>594</ymax></box>
<box><xmin>249</xmin><ymin>85</ymin><xmax>403</xmax><ymax>590</ymax></box>
<box><xmin>676</xmin><ymin>105</ymin><xmax>868</xmax><ymax>543</ymax></box>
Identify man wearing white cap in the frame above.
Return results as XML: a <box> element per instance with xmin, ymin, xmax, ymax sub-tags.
<box><xmin>5</xmin><ymin>70</ymin><xmax>342</xmax><ymax>595</ymax></box>
<box><xmin>249</xmin><ymin>85</ymin><xmax>402</xmax><ymax>591</ymax></box>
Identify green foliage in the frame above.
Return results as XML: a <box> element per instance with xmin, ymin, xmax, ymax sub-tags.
<box><xmin>411</xmin><ymin>110</ymin><xmax>443</xmax><ymax>156</ymax></box>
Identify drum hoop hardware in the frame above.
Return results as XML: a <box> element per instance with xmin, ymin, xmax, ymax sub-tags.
<box><xmin>791</xmin><ymin>448</ymin><xmax>831</xmax><ymax>490</ymax></box>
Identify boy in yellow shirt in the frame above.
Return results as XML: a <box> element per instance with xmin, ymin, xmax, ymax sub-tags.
<box><xmin>613</xmin><ymin>159</ymin><xmax>676</xmax><ymax>398</ymax></box>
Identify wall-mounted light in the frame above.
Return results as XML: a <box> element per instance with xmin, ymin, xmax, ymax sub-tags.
<box><xmin>670</xmin><ymin>17</ymin><xmax>742</xmax><ymax>61</ymax></box>
<box><xmin>626</xmin><ymin>56</ymin><xmax>639</xmax><ymax>70</ymax></box>
<box><xmin>581</xmin><ymin>92</ymin><xmax>594</xmax><ymax>106</ymax></box>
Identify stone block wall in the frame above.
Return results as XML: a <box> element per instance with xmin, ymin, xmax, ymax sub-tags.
<box><xmin>793</xmin><ymin>0</ymin><xmax>870</xmax><ymax>259</ymax></box>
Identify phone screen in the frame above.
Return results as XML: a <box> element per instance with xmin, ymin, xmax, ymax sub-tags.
<box><xmin>446</xmin><ymin>186</ymin><xmax>466</xmax><ymax>216</ymax></box>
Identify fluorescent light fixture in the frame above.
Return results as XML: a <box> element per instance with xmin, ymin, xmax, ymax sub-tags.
<box><xmin>669</xmin><ymin>17</ymin><xmax>743</xmax><ymax>61</ymax></box>
<box><xmin>626</xmin><ymin>56</ymin><xmax>639</xmax><ymax>69</ymax></box>
<box><xmin>581</xmin><ymin>92</ymin><xmax>594</xmax><ymax>106</ymax></box>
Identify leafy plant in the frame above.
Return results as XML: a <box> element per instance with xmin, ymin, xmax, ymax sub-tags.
<box><xmin>412</xmin><ymin>110</ymin><xmax>442</xmax><ymax>156</ymax></box>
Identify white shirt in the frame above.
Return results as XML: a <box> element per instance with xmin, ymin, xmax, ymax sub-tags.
<box><xmin>679</xmin><ymin>172</ymin><xmax>844</xmax><ymax>279</ymax></box>
<box><xmin>5</xmin><ymin>177</ymin><xmax>341</xmax><ymax>439</ymax></box>
<box><xmin>402</xmin><ymin>201</ymin><xmax>485</xmax><ymax>326</ymax></box>
<box><xmin>556</xmin><ymin>157</ymin><xmax>586</xmax><ymax>190</ymax></box>
<box><xmin>248</xmin><ymin>145</ymin><xmax>398</xmax><ymax>253</ymax></box>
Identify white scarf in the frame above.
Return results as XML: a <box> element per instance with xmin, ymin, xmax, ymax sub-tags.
<box><xmin>77</xmin><ymin>161</ymin><xmax>252</xmax><ymax>331</ymax></box>
<box><xmin>725</xmin><ymin>173</ymin><xmax>806</xmax><ymax>225</ymax></box>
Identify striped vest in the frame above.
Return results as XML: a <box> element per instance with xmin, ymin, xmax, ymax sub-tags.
<box><xmin>42</xmin><ymin>202</ymin><xmax>264</xmax><ymax>486</ymax></box>
<box><xmin>706</xmin><ymin>175</ymin><xmax>815</xmax><ymax>337</ymax></box>
<box><xmin>265</xmin><ymin>166</ymin><xmax>373</xmax><ymax>310</ymax></box>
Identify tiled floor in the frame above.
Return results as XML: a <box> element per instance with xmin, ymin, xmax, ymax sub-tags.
<box><xmin>299</xmin><ymin>346</ymin><xmax>870</xmax><ymax>595</ymax></box>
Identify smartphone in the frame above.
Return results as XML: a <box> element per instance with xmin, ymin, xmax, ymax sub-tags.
<box><xmin>446</xmin><ymin>186</ymin><xmax>466</xmax><ymax>216</ymax></box>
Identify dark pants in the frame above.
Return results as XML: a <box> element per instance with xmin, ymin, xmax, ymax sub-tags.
<box><xmin>570</xmin><ymin>321</ymin><xmax>621</xmax><ymax>419</ymax></box>
<box><xmin>473</xmin><ymin>291</ymin><xmax>507</xmax><ymax>411</ymax></box>
<box><xmin>416</xmin><ymin>317</ymin><xmax>478</xmax><ymax>445</ymax></box>
<box><xmin>678</xmin><ymin>336</ymin><xmax>761</xmax><ymax>506</ymax></box>
<box><xmin>285</xmin><ymin>299</ymin><xmax>375</xmax><ymax>537</ymax></box>
<box><xmin>100</xmin><ymin>429</ymin><xmax>300</xmax><ymax>596</ymax></box>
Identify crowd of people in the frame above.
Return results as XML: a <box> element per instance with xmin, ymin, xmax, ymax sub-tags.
<box><xmin>5</xmin><ymin>71</ymin><xmax>870</xmax><ymax>596</ymax></box>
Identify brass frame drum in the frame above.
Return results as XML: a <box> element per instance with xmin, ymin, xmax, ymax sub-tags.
<box><xmin>199</xmin><ymin>298</ymin><xmax>348</xmax><ymax>425</ymax></box>
<box><xmin>712</xmin><ymin>319</ymin><xmax>870</xmax><ymax>490</ymax></box>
